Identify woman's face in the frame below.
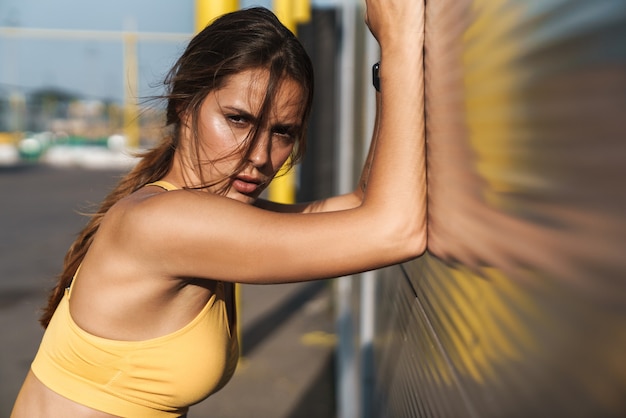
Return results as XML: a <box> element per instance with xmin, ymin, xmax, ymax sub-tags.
<box><xmin>182</xmin><ymin>68</ymin><xmax>304</xmax><ymax>204</ymax></box>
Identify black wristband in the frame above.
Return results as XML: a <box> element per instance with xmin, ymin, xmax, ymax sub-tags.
<box><xmin>372</xmin><ymin>62</ymin><xmax>380</xmax><ymax>92</ymax></box>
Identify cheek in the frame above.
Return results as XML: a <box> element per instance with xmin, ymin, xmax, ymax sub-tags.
<box><xmin>198</xmin><ymin>118</ymin><xmax>243</xmax><ymax>158</ymax></box>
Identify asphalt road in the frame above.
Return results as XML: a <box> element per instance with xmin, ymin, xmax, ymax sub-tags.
<box><xmin>0</xmin><ymin>164</ymin><xmax>335</xmax><ymax>417</ymax></box>
<box><xmin>0</xmin><ymin>164</ymin><xmax>124</xmax><ymax>413</ymax></box>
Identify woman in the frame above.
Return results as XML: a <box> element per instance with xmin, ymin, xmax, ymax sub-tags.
<box><xmin>12</xmin><ymin>1</ymin><xmax>425</xmax><ymax>417</ymax></box>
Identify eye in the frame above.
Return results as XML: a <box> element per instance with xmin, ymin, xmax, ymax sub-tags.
<box><xmin>226</xmin><ymin>113</ymin><xmax>252</xmax><ymax>128</ymax></box>
<box><xmin>224</xmin><ymin>112</ymin><xmax>254</xmax><ymax>129</ymax></box>
<box><xmin>272</xmin><ymin>126</ymin><xmax>297</xmax><ymax>143</ymax></box>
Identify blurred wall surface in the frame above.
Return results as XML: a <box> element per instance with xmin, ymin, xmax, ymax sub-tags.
<box><xmin>367</xmin><ymin>0</ymin><xmax>626</xmax><ymax>417</ymax></box>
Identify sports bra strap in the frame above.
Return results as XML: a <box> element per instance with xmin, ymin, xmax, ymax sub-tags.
<box><xmin>146</xmin><ymin>181</ymin><xmax>179</xmax><ymax>191</ymax></box>
<box><xmin>67</xmin><ymin>264</ymin><xmax>82</xmax><ymax>297</ymax></box>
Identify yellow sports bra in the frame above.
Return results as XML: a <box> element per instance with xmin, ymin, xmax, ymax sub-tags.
<box><xmin>31</xmin><ymin>181</ymin><xmax>239</xmax><ymax>417</ymax></box>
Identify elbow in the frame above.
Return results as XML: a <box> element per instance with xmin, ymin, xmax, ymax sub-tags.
<box><xmin>396</xmin><ymin>217</ymin><xmax>427</xmax><ymax>260</ymax></box>
<box><xmin>375</xmin><ymin>211</ymin><xmax>427</xmax><ymax>264</ymax></box>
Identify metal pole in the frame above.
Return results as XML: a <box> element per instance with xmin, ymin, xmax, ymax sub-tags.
<box><xmin>336</xmin><ymin>1</ymin><xmax>359</xmax><ymax>417</ymax></box>
<box><xmin>359</xmin><ymin>30</ymin><xmax>379</xmax><ymax>418</ymax></box>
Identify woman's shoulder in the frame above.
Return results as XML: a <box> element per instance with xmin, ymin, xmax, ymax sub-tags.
<box><xmin>96</xmin><ymin>186</ymin><xmax>181</xmax><ymax>255</ymax></box>
<box><xmin>99</xmin><ymin>185</ymin><xmax>227</xmax><ymax>260</ymax></box>
<box><xmin>105</xmin><ymin>185</ymin><xmax>193</xmax><ymax>227</ymax></box>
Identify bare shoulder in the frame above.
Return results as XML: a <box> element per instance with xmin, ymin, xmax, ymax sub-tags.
<box><xmin>107</xmin><ymin>186</ymin><xmax>226</xmax><ymax>229</ymax></box>
<box><xmin>96</xmin><ymin>186</ymin><xmax>244</xmax><ymax>272</ymax></box>
<box><xmin>75</xmin><ymin>185</ymin><xmax>190</xmax><ymax>298</ymax></box>
<box><xmin>100</xmin><ymin>186</ymin><xmax>200</xmax><ymax>249</ymax></box>
<box><xmin>70</xmin><ymin>187</ymin><xmax>214</xmax><ymax>340</ymax></box>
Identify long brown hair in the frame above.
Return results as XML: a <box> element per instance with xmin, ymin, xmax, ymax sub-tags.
<box><xmin>39</xmin><ymin>7</ymin><xmax>314</xmax><ymax>327</ymax></box>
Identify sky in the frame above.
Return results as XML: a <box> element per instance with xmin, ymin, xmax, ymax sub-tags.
<box><xmin>0</xmin><ymin>0</ymin><xmax>339</xmax><ymax>103</ymax></box>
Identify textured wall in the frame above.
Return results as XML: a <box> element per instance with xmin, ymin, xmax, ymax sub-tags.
<box><xmin>370</xmin><ymin>1</ymin><xmax>626</xmax><ymax>417</ymax></box>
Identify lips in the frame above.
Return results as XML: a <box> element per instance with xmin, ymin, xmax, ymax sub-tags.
<box><xmin>232</xmin><ymin>175</ymin><xmax>265</xmax><ymax>195</ymax></box>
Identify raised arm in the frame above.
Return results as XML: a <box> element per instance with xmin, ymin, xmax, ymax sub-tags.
<box><xmin>105</xmin><ymin>0</ymin><xmax>426</xmax><ymax>284</ymax></box>
<box><xmin>360</xmin><ymin>0</ymin><xmax>425</xmax><ymax>220</ymax></box>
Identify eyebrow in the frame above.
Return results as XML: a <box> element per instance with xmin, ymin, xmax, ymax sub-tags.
<box><xmin>223</xmin><ymin>106</ymin><xmax>258</xmax><ymax>123</ymax></box>
<box><xmin>223</xmin><ymin>105</ymin><xmax>300</xmax><ymax>131</ymax></box>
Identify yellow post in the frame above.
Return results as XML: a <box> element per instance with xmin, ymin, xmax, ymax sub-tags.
<box><xmin>294</xmin><ymin>0</ymin><xmax>311</xmax><ymax>28</ymax></box>
<box><xmin>270</xmin><ymin>0</ymin><xmax>311</xmax><ymax>204</ymax></box>
<box><xmin>123</xmin><ymin>32</ymin><xmax>140</xmax><ymax>148</ymax></box>
<box><xmin>195</xmin><ymin>0</ymin><xmax>239</xmax><ymax>32</ymax></box>
<box><xmin>273</xmin><ymin>0</ymin><xmax>295</xmax><ymax>32</ymax></box>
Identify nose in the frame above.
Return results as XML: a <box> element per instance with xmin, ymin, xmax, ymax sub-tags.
<box><xmin>248</xmin><ymin>131</ymin><xmax>271</xmax><ymax>169</ymax></box>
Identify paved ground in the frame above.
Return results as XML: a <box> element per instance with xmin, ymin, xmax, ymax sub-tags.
<box><xmin>0</xmin><ymin>164</ymin><xmax>336</xmax><ymax>417</ymax></box>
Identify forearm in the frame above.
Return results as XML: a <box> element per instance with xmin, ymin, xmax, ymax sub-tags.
<box><xmin>355</xmin><ymin>92</ymin><xmax>381</xmax><ymax>201</ymax></box>
<box><xmin>361</xmin><ymin>1</ymin><xmax>426</xmax><ymax>246</ymax></box>
<box><xmin>367</xmin><ymin>45</ymin><xmax>425</xmax><ymax>200</ymax></box>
